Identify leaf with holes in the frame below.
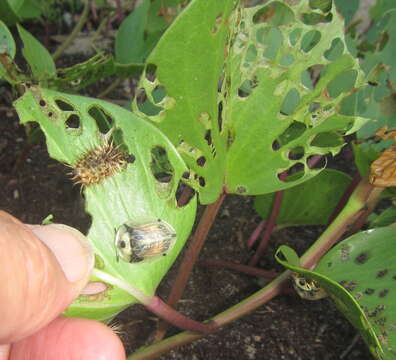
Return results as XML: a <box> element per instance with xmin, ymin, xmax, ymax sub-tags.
<box><xmin>314</xmin><ymin>227</ymin><xmax>396</xmax><ymax>359</ymax></box>
<box><xmin>14</xmin><ymin>86</ymin><xmax>196</xmax><ymax>321</ymax></box>
<box><xmin>355</xmin><ymin>9</ymin><xmax>396</xmax><ymax>140</ymax></box>
<box><xmin>133</xmin><ymin>0</ymin><xmax>367</xmax><ymax>204</ymax></box>
<box><xmin>275</xmin><ymin>245</ymin><xmax>384</xmax><ymax>359</ymax></box>
<box><xmin>48</xmin><ymin>53</ymin><xmax>143</xmax><ymax>92</ymax></box>
<box><xmin>254</xmin><ymin>169</ymin><xmax>352</xmax><ymax>226</ymax></box>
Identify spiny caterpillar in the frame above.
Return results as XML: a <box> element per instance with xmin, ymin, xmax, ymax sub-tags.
<box><xmin>70</xmin><ymin>141</ymin><xmax>130</xmax><ymax>187</ymax></box>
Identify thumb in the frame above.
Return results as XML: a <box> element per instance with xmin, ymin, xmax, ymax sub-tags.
<box><xmin>0</xmin><ymin>211</ymin><xmax>94</xmax><ymax>344</ymax></box>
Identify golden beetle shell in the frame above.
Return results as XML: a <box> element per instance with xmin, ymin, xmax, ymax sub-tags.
<box><xmin>115</xmin><ymin>219</ymin><xmax>177</xmax><ymax>263</ymax></box>
<box><xmin>291</xmin><ymin>272</ymin><xmax>328</xmax><ymax>301</ymax></box>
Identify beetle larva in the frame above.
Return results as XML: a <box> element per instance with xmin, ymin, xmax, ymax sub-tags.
<box><xmin>115</xmin><ymin>219</ymin><xmax>177</xmax><ymax>263</ymax></box>
<box><xmin>291</xmin><ymin>272</ymin><xmax>328</xmax><ymax>301</ymax></box>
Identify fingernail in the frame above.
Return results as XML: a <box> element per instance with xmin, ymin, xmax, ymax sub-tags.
<box><xmin>31</xmin><ymin>224</ymin><xmax>94</xmax><ymax>282</ymax></box>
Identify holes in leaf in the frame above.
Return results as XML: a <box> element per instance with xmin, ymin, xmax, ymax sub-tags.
<box><xmin>150</xmin><ymin>146</ymin><xmax>174</xmax><ymax>183</ymax></box>
<box><xmin>253</xmin><ymin>2</ymin><xmax>295</xmax><ymax>26</ymax></box>
<box><xmin>212</xmin><ymin>14</ymin><xmax>223</xmax><ymax>35</ymax></box>
<box><xmin>39</xmin><ymin>99</ymin><xmax>47</xmax><ymax>107</ymax></box>
<box><xmin>238</xmin><ymin>77</ymin><xmax>258</xmax><ymax>98</ymax></box>
<box><xmin>288</xmin><ymin>146</ymin><xmax>304</xmax><ymax>160</ymax></box>
<box><xmin>278</xmin><ymin>121</ymin><xmax>307</xmax><ymax>146</ymax></box>
<box><xmin>182</xmin><ymin>171</ymin><xmax>190</xmax><ymax>179</ymax></box>
<box><xmin>256</xmin><ymin>27</ymin><xmax>283</xmax><ymax>60</ymax></box>
<box><xmin>152</xmin><ymin>85</ymin><xmax>166</xmax><ymax>104</ymax></box>
<box><xmin>145</xmin><ymin>63</ymin><xmax>157</xmax><ymax>82</ymax></box>
<box><xmin>301</xmin><ymin>30</ymin><xmax>321</xmax><ymax>52</ymax></box>
<box><xmin>88</xmin><ymin>105</ymin><xmax>114</xmax><ymax>134</ymax></box>
<box><xmin>301</xmin><ymin>11</ymin><xmax>332</xmax><ymax>25</ymax></box>
<box><xmin>198</xmin><ymin>176</ymin><xmax>206</xmax><ymax>187</ymax></box>
<box><xmin>272</xmin><ymin>139</ymin><xmax>281</xmax><ymax>151</ymax></box>
<box><xmin>311</xmin><ymin>132</ymin><xmax>344</xmax><ymax>147</ymax></box>
<box><xmin>176</xmin><ymin>181</ymin><xmax>195</xmax><ymax>207</ymax></box>
<box><xmin>289</xmin><ymin>28</ymin><xmax>302</xmax><ymax>46</ymax></box>
<box><xmin>65</xmin><ymin>114</ymin><xmax>80</xmax><ymax>129</ymax></box>
<box><xmin>55</xmin><ymin>99</ymin><xmax>74</xmax><ymax>111</ymax></box>
<box><xmin>327</xmin><ymin>69</ymin><xmax>357</xmax><ymax>98</ymax></box>
<box><xmin>324</xmin><ymin>38</ymin><xmax>344</xmax><ymax>61</ymax></box>
<box><xmin>218</xmin><ymin>101</ymin><xmax>223</xmax><ymax>132</ymax></box>
<box><xmin>280</xmin><ymin>88</ymin><xmax>300</xmax><ymax>115</ymax></box>
<box><xmin>196</xmin><ymin>156</ymin><xmax>206</xmax><ymax>167</ymax></box>
<box><xmin>301</xmin><ymin>64</ymin><xmax>324</xmax><ymax>89</ymax></box>
<box><xmin>309</xmin><ymin>0</ymin><xmax>332</xmax><ymax>12</ymax></box>
<box><xmin>307</xmin><ymin>154</ymin><xmax>326</xmax><ymax>168</ymax></box>
<box><xmin>136</xmin><ymin>88</ymin><xmax>162</xmax><ymax>116</ymax></box>
<box><xmin>204</xmin><ymin>130</ymin><xmax>213</xmax><ymax>146</ymax></box>
<box><xmin>280</xmin><ymin>53</ymin><xmax>294</xmax><ymax>66</ymax></box>
<box><xmin>284</xmin><ymin>163</ymin><xmax>305</xmax><ymax>182</ymax></box>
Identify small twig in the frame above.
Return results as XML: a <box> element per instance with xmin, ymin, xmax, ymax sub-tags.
<box><xmin>52</xmin><ymin>0</ymin><xmax>90</xmax><ymax>61</ymax></box>
<box><xmin>200</xmin><ymin>259</ymin><xmax>278</xmax><ymax>280</ymax></box>
<box><xmin>340</xmin><ymin>334</ymin><xmax>361</xmax><ymax>359</ymax></box>
<box><xmin>177</xmin><ymin>186</ymin><xmax>195</xmax><ymax>207</ymax></box>
<box><xmin>246</xmin><ymin>220</ymin><xmax>266</xmax><ymax>249</ymax></box>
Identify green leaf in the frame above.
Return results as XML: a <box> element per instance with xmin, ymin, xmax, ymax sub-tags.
<box><xmin>0</xmin><ymin>1</ymin><xmax>20</xmax><ymax>25</ymax></box>
<box><xmin>48</xmin><ymin>53</ymin><xmax>143</xmax><ymax>92</ymax></box>
<box><xmin>254</xmin><ymin>169</ymin><xmax>352</xmax><ymax>226</ymax></box>
<box><xmin>356</xmin><ymin>10</ymin><xmax>396</xmax><ymax>140</ymax></box>
<box><xmin>275</xmin><ymin>244</ymin><xmax>384</xmax><ymax>359</ymax></box>
<box><xmin>14</xmin><ymin>86</ymin><xmax>196</xmax><ymax>321</ymax></box>
<box><xmin>352</xmin><ymin>143</ymin><xmax>380</xmax><ymax>178</ymax></box>
<box><xmin>115</xmin><ymin>0</ymin><xmax>151</xmax><ymax>64</ymax></box>
<box><xmin>0</xmin><ymin>20</ymin><xmax>16</xmax><ymax>79</ymax></box>
<box><xmin>17</xmin><ymin>24</ymin><xmax>56</xmax><ymax>81</ymax></box>
<box><xmin>334</xmin><ymin>0</ymin><xmax>359</xmax><ymax>25</ymax></box>
<box><xmin>370</xmin><ymin>0</ymin><xmax>396</xmax><ymax>21</ymax></box>
<box><xmin>133</xmin><ymin>0</ymin><xmax>367</xmax><ymax>204</ymax></box>
<box><xmin>369</xmin><ymin>207</ymin><xmax>396</xmax><ymax>228</ymax></box>
<box><xmin>315</xmin><ymin>227</ymin><xmax>396</xmax><ymax>359</ymax></box>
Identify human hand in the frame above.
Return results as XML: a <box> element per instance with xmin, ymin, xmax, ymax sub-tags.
<box><xmin>0</xmin><ymin>211</ymin><xmax>125</xmax><ymax>360</ymax></box>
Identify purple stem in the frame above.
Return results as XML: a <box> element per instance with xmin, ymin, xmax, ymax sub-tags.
<box><xmin>200</xmin><ymin>259</ymin><xmax>278</xmax><ymax>280</ymax></box>
<box><xmin>249</xmin><ymin>172</ymin><xmax>287</xmax><ymax>266</ymax></box>
<box><xmin>246</xmin><ymin>220</ymin><xmax>267</xmax><ymax>249</ymax></box>
<box><xmin>145</xmin><ymin>297</ymin><xmax>215</xmax><ymax>334</ymax></box>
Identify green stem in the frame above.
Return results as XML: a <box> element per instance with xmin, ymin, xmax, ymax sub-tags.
<box><xmin>52</xmin><ymin>0</ymin><xmax>90</xmax><ymax>61</ymax></box>
<box><xmin>127</xmin><ymin>178</ymin><xmax>379</xmax><ymax>359</ymax></box>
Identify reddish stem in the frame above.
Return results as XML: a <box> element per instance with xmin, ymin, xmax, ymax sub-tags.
<box><xmin>246</xmin><ymin>220</ymin><xmax>266</xmax><ymax>249</ymax></box>
<box><xmin>307</xmin><ymin>154</ymin><xmax>323</xmax><ymax>169</ymax></box>
<box><xmin>200</xmin><ymin>259</ymin><xmax>278</xmax><ymax>280</ymax></box>
<box><xmin>177</xmin><ymin>186</ymin><xmax>195</xmax><ymax>207</ymax></box>
<box><xmin>154</xmin><ymin>193</ymin><xmax>226</xmax><ymax>341</ymax></box>
<box><xmin>145</xmin><ymin>297</ymin><xmax>215</xmax><ymax>334</ymax></box>
<box><xmin>327</xmin><ymin>173</ymin><xmax>361</xmax><ymax>225</ymax></box>
<box><xmin>249</xmin><ymin>172</ymin><xmax>287</xmax><ymax>266</ymax></box>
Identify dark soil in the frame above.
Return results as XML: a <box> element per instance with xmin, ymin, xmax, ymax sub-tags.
<box><xmin>0</xmin><ymin>108</ymin><xmax>373</xmax><ymax>359</ymax></box>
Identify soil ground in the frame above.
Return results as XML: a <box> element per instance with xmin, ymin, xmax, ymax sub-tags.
<box><xmin>0</xmin><ymin>111</ymin><xmax>373</xmax><ymax>359</ymax></box>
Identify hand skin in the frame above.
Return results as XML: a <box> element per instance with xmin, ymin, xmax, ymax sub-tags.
<box><xmin>0</xmin><ymin>211</ymin><xmax>125</xmax><ymax>360</ymax></box>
